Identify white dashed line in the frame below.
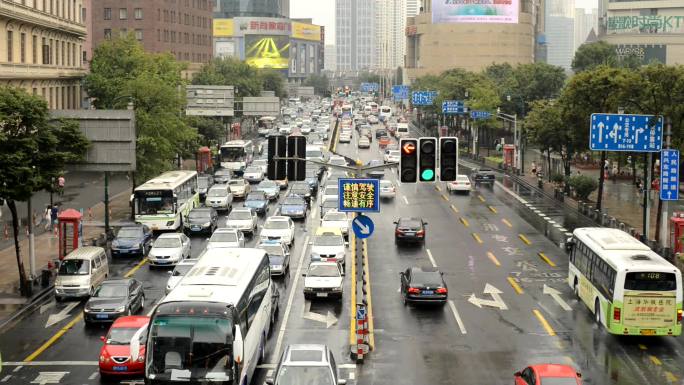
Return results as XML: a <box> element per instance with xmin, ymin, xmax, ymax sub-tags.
<box><xmin>1</xmin><ymin>375</ymin><xmax>11</xmax><ymax>382</ymax></box>
<box><xmin>12</xmin><ymin>366</ymin><xmax>22</xmax><ymax>373</ymax></box>
<box><xmin>88</xmin><ymin>372</ymin><xmax>98</xmax><ymax>380</ymax></box>
<box><xmin>426</xmin><ymin>249</ymin><xmax>437</xmax><ymax>267</ymax></box>
<box><xmin>448</xmin><ymin>300</ymin><xmax>467</xmax><ymax>334</ymax></box>
<box><xmin>403</xmin><ymin>196</ymin><xmax>409</xmax><ymax>205</ymax></box>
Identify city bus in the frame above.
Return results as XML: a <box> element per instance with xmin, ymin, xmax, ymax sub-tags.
<box><xmin>369</xmin><ymin>102</ymin><xmax>379</xmax><ymax>115</ymax></box>
<box><xmin>341</xmin><ymin>104</ymin><xmax>353</xmax><ymax>118</ymax></box>
<box><xmin>379</xmin><ymin>105</ymin><xmax>392</xmax><ymax>122</ymax></box>
<box><xmin>144</xmin><ymin>248</ymin><xmax>275</xmax><ymax>385</ymax></box>
<box><xmin>568</xmin><ymin>228</ymin><xmax>682</xmax><ymax>336</ymax></box>
<box><xmin>220</xmin><ymin>140</ymin><xmax>255</xmax><ymax>174</ymax></box>
<box><xmin>133</xmin><ymin>171</ymin><xmax>199</xmax><ymax>231</ymax></box>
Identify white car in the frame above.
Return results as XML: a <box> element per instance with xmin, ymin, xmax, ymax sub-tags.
<box><xmin>447</xmin><ymin>175</ymin><xmax>472</xmax><ymax>194</ymax></box>
<box><xmin>367</xmin><ymin>115</ymin><xmax>379</xmax><ymax>124</ymax></box>
<box><xmin>260</xmin><ymin>216</ymin><xmax>295</xmax><ymax>246</ymax></box>
<box><xmin>228</xmin><ymin>179</ymin><xmax>251</xmax><ymax>198</ymax></box>
<box><xmin>225</xmin><ymin>207</ymin><xmax>258</xmax><ymax>235</ymax></box>
<box><xmin>321</xmin><ymin>211</ymin><xmax>350</xmax><ymax>239</ymax></box>
<box><xmin>338</xmin><ymin>132</ymin><xmax>352</xmax><ymax>143</ymax></box>
<box><xmin>321</xmin><ymin>185</ymin><xmax>338</xmax><ymax>206</ymax></box>
<box><xmin>279</xmin><ymin>125</ymin><xmax>292</xmax><ymax>135</ymax></box>
<box><xmin>384</xmin><ymin>149</ymin><xmax>400</xmax><ymax>163</ymax></box>
<box><xmin>165</xmin><ymin>258</ymin><xmax>198</xmax><ymax>294</ymax></box>
<box><xmin>243</xmin><ymin>166</ymin><xmax>264</xmax><ymax>183</ymax></box>
<box><xmin>148</xmin><ymin>233</ymin><xmax>191</xmax><ymax>267</ymax></box>
<box><xmin>300</xmin><ymin>125</ymin><xmax>312</xmax><ymax>135</ymax></box>
<box><xmin>303</xmin><ymin>261</ymin><xmax>344</xmax><ymax>300</ymax></box>
<box><xmin>252</xmin><ymin>159</ymin><xmax>268</xmax><ymax>174</ymax></box>
<box><xmin>207</xmin><ymin>228</ymin><xmax>245</xmax><ymax>249</ymax></box>
<box><xmin>329</xmin><ymin>155</ymin><xmax>347</xmax><ymax>168</ymax></box>
<box><xmin>258</xmin><ymin>127</ymin><xmax>271</xmax><ymax>136</ymax></box>
<box><xmin>206</xmin><ymin>184</ymin><xmax>233</xmax><ymax>212</ymax></box>
<box><xmin>358</xmin><ymin>136</ymin><xmax>370</xmax><ymax>149</ymax></box>
<box><xmin>379</xmin><ymin>180</ymin><xmax>396</xmax><ymax>199</ymax></box>
<box><xmin>310</xmin><ymin>229</ymin><xmax>346</xmax><ymax>267</ymax></box>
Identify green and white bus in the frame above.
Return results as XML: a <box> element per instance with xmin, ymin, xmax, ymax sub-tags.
<box><xmin>568</xmin><ymin>227</ymin><xmax>682</xmax><ymax>336</ymax></box>
<box><xmin>134</xmin><ymin>171</ymin><xmax>199</xmax><ymax>231</ymax></box>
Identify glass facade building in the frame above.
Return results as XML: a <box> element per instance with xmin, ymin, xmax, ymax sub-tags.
<box><xmin>214</xmin><ymin>0</ymin><xmax>289</xmax><ymax>18</ymax></box>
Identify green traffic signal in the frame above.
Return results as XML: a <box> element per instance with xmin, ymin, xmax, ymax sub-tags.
<box><xmin>421</xmin><ymin>169</ymin><xmax>435</xmax><ymax>181</ymax></box>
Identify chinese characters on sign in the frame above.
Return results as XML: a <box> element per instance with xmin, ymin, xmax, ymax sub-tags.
<box><xmin>248</xmin><ymin>20</ymin><xmax>291</xmax><ymax>33</ymax></box>
<box><xmin>589</xmin><ymin>113</ymin><xmax>662</xmax><ymax>152</ymax></box>
<box><xmin>338</xmin><ymin>179</ymin><xmax>380</xmax><ymax>213</ymax></box>
<box><xmin>608</xmin><ymin>16</ymin><xmax>684</xmax><ymax>34</ymax></box>
<box><xmin>626</xmin><ymin>297</ymin><xmax>674</xmax><ymax>314</ymax></box>
<box><xmin>660</xmin><ymin>149</ymin><xmax>679</xmax><ymax>201</ymax></box>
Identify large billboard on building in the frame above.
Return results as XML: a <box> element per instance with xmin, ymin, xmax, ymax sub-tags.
<box><xmin>292</xmin><ymin>22</ymin><xmax>322</xmax><ymax>41</ymax></box>
<box><xmin>214</xmin><ymin>19</ymin><xmax>234</xmax><ymax>37</ymax></box>
<box><xmin>235</xmin><ymin>17</ymin><xmax>291</xmax><ymax>36</ymax></box>
<box><xmin>431</xmin><ymin>0</ymin><xmax>519</xmax><ymax>24</ymax></box>
<box><xmin>607</xmin><ymin>15</ymin><xmax>684</xmax><ymax>34</ymax></box>
<box><xmin>245</xmin><ymin>35</ymin><xmax>290</xmax><ymax>69</ymax></box>
<box><xmin>215</xmin><ymin>41</ymin><xmax>237</xmax><ymax>58</ymax></box>
<box><xmin>615</xmin><ymin>44</ymin><xmax>667</xmax><ymax>65</ymax></box>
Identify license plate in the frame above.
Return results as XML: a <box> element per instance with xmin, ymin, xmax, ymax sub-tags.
<box><xmin>404</xmin><ymin>232</ymin><xmax>415</xmax><ymax>236</ymax></box>
<box><xmin>640</xmin><ymin>329</ymin><xmax>656</xmax><ymax>336</ymax></box>
<box><xmin>156</xmin><ymin>261</ymin><xmax>170</xmax><ymax>265</ymax></box>
<box><xmin>113</xmin><ymin>366</ymin><xmax>128</xmax><ymax>372</ymax></box>
<box><xmin>422</xmin><ymin>290</ymin><xmax>434</xmax><ymax>295</ymax></box>
<box><xmin>316</xmin><ymin>292</ymin><xmax>328</xmax><ymax>297</ymax></box>
<box><xmin>191</xmin><ymin>226</ymin><xmax>200</xmax><ymax>230</ymax></box>
<box><xmin>96</xmin><ymin>314</ymin><xmax>109</xmax><ymax>319</ymax></box>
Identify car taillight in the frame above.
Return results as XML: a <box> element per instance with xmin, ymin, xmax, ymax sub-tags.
<box><xmin>436</xmin><ymin>287</ymin><xmax>448</xmax><ymax>294</ymax></box>
<box><xmin>416</xmin><ymin>230</ymin><xmax>425</xmax><ymax>237</ymax></box>
<box><xmin>408</xmin><ymin>287</ymin><xmax>420</xmax><ymax>294</ymax></box>
<box><xmin>613</xmin><ymin>307</ymin><xmax>621</xmax><ymax>322</ymax></box>
<box><xmin>395</xmin><ymin>229</ymin><xmax>404</xmax><ymax>235</ymax></box>
<box><xmin>678</xmin><ymin>309</ymin><xmax>682</xmax><ymax>324</ymax></box>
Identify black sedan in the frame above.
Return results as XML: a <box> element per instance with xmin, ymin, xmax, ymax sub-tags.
<box><xmin>375</xmin><ymin>128</ymin><xmax>388</xmax><ymax>138</ymax></box>
<box><xmin>184</xmin><ymin>207</ymin><xmax>218</xmax><ymax>235</ymax></box>
<box><xmin>111</xmin><ymin>225</ymin><xmax>153</xmax><ymax>257</ymax></box>
<box><xmin>471</xmin><ymin>168</ymin><xmax>496</xmax><ymax>186</ymax></box>
<box><xmin>394</xmin><ymin>217</ymin><xmax>427</xmax><ymax>245</ymax></box>
<box><xmin>244</xmin><ymin>192</ymin><xmax>269</xmax><ymax>215</ymax></box>
<box><xmin>400</xmin><ymin>266</ymin><xmax>448</xmax><ymax>306</ymax></box>
<box><xmin>289</xmin><ymin>182</ymin><xmax>313</xmax><ymax>205</ymax></box>
<box><xmin>83</xmin><ymin>278</ymin><xmax>145</xmax><ymax>325</ymax></box>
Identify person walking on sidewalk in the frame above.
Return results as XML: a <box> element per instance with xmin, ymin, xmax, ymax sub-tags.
<box><xmin>42</xmin><ymin>205</ymin><xmax>51</xmax><ymax>231</ymax></box>
<box><xmin>50</xmin><ymin>204</ymin><xmax>59</xmax><ymax>231</ymax></box>
<box><xmin>57</xmin><ymin>175</ymin><xmax>65</xmax><ymax>197</ymax></box>
<box><xmin>531</xmin><ymin>161</ymin><xmax>537</xmax><ymax>176</ymax></box>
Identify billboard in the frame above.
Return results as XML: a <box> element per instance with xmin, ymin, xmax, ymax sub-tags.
<box><xmin>234</xmin><ymin>17</ymin><xmax>291</xmax><ymax>36</ymax></box>
<box><xmin>431</xmin><ymin>0</ymin><xmax>519</xmax><ymax>24</ymax></box>
<box><xmin>245</xmin><ymin>35</ymin><xmax>290</xmax><ymax>69</ymax></box>
<box><xmin>615</xmin><ymin>44</ymin><xmax>666</xmax><ymax>65</ymax></box>
<box><xmin>214</xmin><ymin>19</ymin><xmax>234</xmax><ymax>37</ymax></box>
<box><xmin>292</xmin><ymin>22</ymin><xmax>322</xmax><ymax>41</ymax></box>
<box><xmin>215</xmin><ymin>41</ymin><xmax>236</xmax><ymax>58</ymax></box>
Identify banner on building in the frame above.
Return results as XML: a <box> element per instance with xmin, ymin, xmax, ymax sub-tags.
<box><xmin>215</xmin><ymin>41</ymin><xmax>236</xmax><ymax>58</ymax></box>
<box><xmin>608</xmin><ymin>15</ymin><xmax>684</xmax><ymax>34</ymax></box>
<box><xmin>213</xmin><ymin>19</ymin><xmax>234</xmax><ymax>37</ymax></box>
<box><xmin>431</xmin><ymin>0</ymin><xmax>519</xmax><ymax>24</ymax></box>
<box><xmin>615</xmin><ymin>44</ymin><xmax>667</xmax><ymax>65</ymax></box>
<box><xmin>292</xmin><ymin>22</ymin><xmax>322</xmax><ymax>41</ymax></box>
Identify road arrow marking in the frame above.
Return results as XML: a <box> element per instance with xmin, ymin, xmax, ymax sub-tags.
<box><xmin>635</xmin><ymin>127</ymin><xmax>645</xmax><ymax>144</ymax></box>
<box><xmin>39</xmin><ymin>302</ymin><xmax>55</xmax><ymax>314</ymax></box>
<box><xmin>45</xmin><ymin>302</ymin><xmax>79</xmax><ymax>328</ymax></box>
<box><xmin>467</xmin><ymin>283</ymin><xmax>508</xmax><ymax>310</ymax></box>
<box><xmin>303</xmin><ymin>300</ymin><xmax>338</xmax><ymax>328</ymax></box>
<box><xmin>543</xmin><ymin>285</ymin><xmax>572</xmax><ymax>311</ymax></box>
<box><xmin>353</xmin><ymin>218</ymin><xmax>370</xmax><ymax>235</ymax></box>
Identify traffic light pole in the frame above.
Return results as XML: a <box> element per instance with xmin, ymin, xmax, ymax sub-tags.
<box><xmin>272</xmin><ymin>157</ymin><xmax>398</xmax><ymax>175</ymax></box>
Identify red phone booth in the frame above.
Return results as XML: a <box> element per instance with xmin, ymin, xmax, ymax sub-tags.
<box><xmin>503</xmin><ymin>144</ymin><xmax>515</xmax><ymax>169</ymax></box>
<box><xmin>197</xmin><ymin>146</ymin><xmax>213</xmax><ymax>173</ymax></box>
<box><xmin>58</xmin><ymin>209</ymin><xmax>82</xmax><ymax>260</ymax></box>
<box><xmin>670</xmin><ymin>212</ymin><xmax>684</xmax><ymax>254</ymax></box>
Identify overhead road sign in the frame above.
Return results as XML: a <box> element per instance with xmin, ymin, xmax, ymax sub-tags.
<box><xmin>186</xmin><ymin>85</ymin><xmax>235</xmax><ymax>117</ymax></box>
<box><xmin>352</xmin><ymin>214</ymin><xmax>375</xmax><ymax>239</ymax></box>
<box><xmin>242</xmin><ymin>96</ymin><xmax>280</xmax><ymax>116</ymax></box>
<box><xmin>471</xmin><ymin>110</ymin><xmax>491</xmax><ymax>120</ymax></box>
<box><xmin>660</xmin><ymin>149</ymin><xmax>679</xmax><ymax>201</ymax></box>
<box><xmin>412</xmin><ymin>91</ymin><xmax>437</xmax><ymax>106</ymax></box>
<box><xmin>360</xmin><ymin>83</ymin><xmax>379</xmax><ymax>93</ymax></box>
<box><xmin>392</xmin><ymin>85</ymin><xmax>409</xmax><ymax>100</ymax></box>
<box><xmin>590</xmin><ymin>113</ymin><xmax>663</xmax><ymax>152</ymax></box>
<box><xmin>338</xmin><ymin>178</ymin><xmax>380</xmax><ymax>213</ymax></box>
<box><xmin>442</xmin><ymin>100</ymin><xmax>468</xmax><ymax>115</ymax></box>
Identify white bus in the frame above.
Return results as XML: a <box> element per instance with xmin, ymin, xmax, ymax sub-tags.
<box><xmin>379</xmin><ymin>105</ymin><xmax>392</xmax><ymax>122</ymax></box>
<box><xmin>369</xmin><ymin>102</ymin><xmax>379</xmax><ymax>115</ymax></box>
<box><xmin>134</xmin><ymin>171</ymin><xmax>199</xmax><ymax>231</ymax></box>
<box><xmin>145</xmin><ymin>248</ymin><xmax>276</xmax><ymax>385</ymax></box>
<box><xmin>568</xmin><ymin>228</ymin><xmax>682</xmax><ymax>336</ymax></box>
<box><xmin>220</xmin><ymin>140</ymin><xmax>255</xmax><ymax>173</ymax></box>
<box><xmin>341</xmin><ymin>104</ymin><xmax>353</xmax><ymax>118</ymax></box>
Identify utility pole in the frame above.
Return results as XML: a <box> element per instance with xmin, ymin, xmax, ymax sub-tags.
<box><xmin>643</xmin><ymin>152</ymin><xmax>651</xmax><ymax>240</ymax></box>
<box><xmin>27</xmin><ymin>196</ymin><xmax>35</xmax><ymax>280</ymax></box>
<box><xmin>104</xmin><ymin>171</ymin><xmax>110</xmax><ymax>239</ymax></box>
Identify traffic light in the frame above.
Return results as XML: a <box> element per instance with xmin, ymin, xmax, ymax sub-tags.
<box><xmin>267</xmin><ymin>135</ymin><xmax>287</xmax><ymax>181</ymax></box>
<box><xmin>439</xmin><ymin>137</ymin><xmax>459</xmax><ymax>181</ymax></box>
<box><xmin>399</xmin><ymin>138</ymin><xmax>418</xmax><ymax>183</ymax></box>
<box><xmin>287</xmin><ymin>135</ymin><xmax>307</xmax><ymax>181</ymax></box>
<box><xmin>418</xmin><ymin>137</ymin><xmax>437</xmax><ymax>182</ymax></box>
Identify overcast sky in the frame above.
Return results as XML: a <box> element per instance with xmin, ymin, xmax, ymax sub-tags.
<box><xmin>290</xmin><ymin>0</ymin><xmax>600</xmax><ymax>45</ymax></box>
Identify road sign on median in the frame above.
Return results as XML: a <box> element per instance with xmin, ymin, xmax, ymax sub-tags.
<box><xmin>590</xmin><ymin>113</ymin><xmax>663</xmax><ymax>152</ymax></box>
<box><xmin>471</xmin><ymin>110</ymin><xmax>491</xmax><ymax>120</ymax></box>
<box><xmin>660</xmin><ymin>149</ymin><xmax>679</xmax><ymax>201</ymax></box>
<box><xmin>412</xmin><ymin>91</ymin><xmax>437</xmax><ymax>106</ymax></box>
<box><xmin>392</xmin><ymin>85</ymin><xmax>409</xmax><ymax>100</ymax></box>
<box><xmin>442</xmin><ymin>100</ymin><xmax>467</xmax><ymax>115</ymax></box>
<box><xmin>352</xmin><ymin>215</ymin><xmax>375</xmax><ymax>239</ymax></box>
<box><xmin>338</xmin><ymin>178</ymin><xmax>380</xmax><ymax>213</ymax></box>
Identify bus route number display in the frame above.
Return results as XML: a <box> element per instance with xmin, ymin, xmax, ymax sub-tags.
<box><xmin>338</xmin><ymin>178</ymin><xmax>380</xmax><ymax>213</ymax></box>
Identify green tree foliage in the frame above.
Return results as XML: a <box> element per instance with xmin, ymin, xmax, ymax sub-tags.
<box><xmin>259</xmin><ymin>70</ymin><xmax>287</xmax><ymax>98</ymax></box>
<box><xmin>85</xmin><ymin>35</ymin><xmax>196</xmax><ymax>182</ymax></box>
<box><xmin>572</xmin><ymin>41</ymin><xmax>617</xmax><ymax>73</ymax></box>
<box><xmin>568</xmin><ymin>175</ymin><xmax>598</xmax><ymax>201</ymax></box>
<box><xmin>192</xmin><ymin>57</ymin><xmax>263</xmax><ymax>97</ymax></box>
<box><xmin>0</xmin><ymin>86</ymin><xmax>89</xmax><ymax>294</ymax></box>
<box><xmin>304</xmin><ymin>74</ymin><xmax>331</xmax><ymax>96</ymax></box>
<box><xmin>504</xmin><ymin>63</ymin><xmax>566</xmax><ymax>117</ymax></box>
<box><xmin>188</xmin><ymin>116</ymin><xmax>224</xmax><ymax>145</ymax></box>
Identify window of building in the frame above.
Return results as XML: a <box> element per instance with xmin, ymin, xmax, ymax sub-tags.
<box><xmin>20</xmin><ymin>33</ymin><xmax>26</xmax><ymax>63</ymax></box>
<box><xmin>81</xmin><ymin>5</ymin><xmax>86</xmax><ymax>22</ymax></box>
<box><xmin>134</xmin><ymin>8</ymin><xmax>143</xmax><ymax>20</ymax></box>
<box><xmin>135</xmin><ymin>29</ymin><xmax>143</xmax><ymax>41</ymax></box>
<box><xmin>119</xmin><ymin>8</ymin><xmax>127</xmax><ymax>20</ymax></box>
<box><xmin>61</xmin><ymin>41</ymin><xmax>65</xmax><ymax>65</ymax></box>
<box><xmin>6</xmin><ymin>31</ymin><xmax>13</xmax><ymax>63</ymax></box>
<box><xmin>104</xmin><ymin>7</ymin><xmax>111</xmax><ymax>20</ymax></box>
<box><xmin>32</xmin><ymin>35</ymin><xmax>38</xmax><ymax>64</ymax></box>
<box><xmin>119</xmin><ymin>28</ymin><xmax>127</xmax><ymax>38</ymax></box>
<box><xmin>104</xmin><ymin>29</ymin><xmax>112</xmax><ymax>39</ymax></box>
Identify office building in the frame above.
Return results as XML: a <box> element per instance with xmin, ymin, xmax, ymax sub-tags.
<box><xmin>406</xmin><ymin>0</ymin><xmax>420</xmax><ymax>18</ymax></box>
<box><xmin>0</xmin><ymin>0</ymin><xmax>87</xmax><ymax>109</ymax></box>
<box><xmin>214</xmin><ymin>0</ymin><xmax>289</xmax><ymax>18</ymax></box>
<box><xmin>375</xmin><ymin>0</ymin><xmax>406</xmax><ymax>70</ymax></box>
<box><xmin>545</xmin><ymin>0</ymin><xmax>575</xmax><ymax>71</ymax></box>
<box><xmin>325</xmin><ymin>44</ymin><xmax>336</xmax><ymax>71</ymax></box>
<box><xmin>336</xmin><ymin>0</ymin><xmax>376</xmax><ymax>71</ymax></box>
<box><xmin>90</xmin><ymin>0</ymin><xmax>213</xmax><ymax>64</ymax></box>
<box><xmin>575</xmin><ymin>8</ymin><xmax>599</xmax><ymax>49</ymax></box>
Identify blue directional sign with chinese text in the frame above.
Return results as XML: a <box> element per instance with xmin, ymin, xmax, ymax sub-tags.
<box><xmin>471</xmin><ymin>110</ymin><xmax>492</xmax><ymax>120</ymax></box>
<box><xmin>392</xmin><ymin>85</ymin><xmax>409</xmax><ymax>100</ymax></box>
<box><xmin>352</xmin><ymin>214</ymin><xmax>375</xmax><ymax>239</ymax></box>
<box><xmin>412</xmin><ymin>91</ymin><xmax>437</xmax><ymax>106</ymax></box>
<box><xmin>442</xmin><ymin>100</ymin><xmax>467</xmax><ymax>114</ymax></box>
<box><xmin>338</xmin><ymin>178</ymin><xmax>380</xmax><ymax>213</ymax></box>
<box><xmin>360</xmin><ymin>83</ymin><xmax>379</xmax><ymax>92</ymax></box>
<box><xmin>590</xmin><ymin>113</ymin><xmax>663</xmax><ymax>152</ymax></box>
<box><xmin>660</xmin><ymin>149</ymin><xmax>679</xmax><ymax>201</ymax></box>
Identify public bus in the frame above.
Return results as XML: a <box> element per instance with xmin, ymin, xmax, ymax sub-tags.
<box><xmin>220</xmin><ymin>140</ymin><xmax>255</xmax><ymax>174</ymax></box>
<box><xmin>379</xmin><ymin>105</ymin><xmax>392</xmax><ymax>122</ymax></box>
<box><xmin>144</xmin><ymin>248</ymin><xmax>275</xmax><ymax>385</ymax></box>
<box><xmin>341</xmin><ymin>104</ymin><xmax>353</xmax><ymax>118</ymax></box>
<box><xmin>133</xmin><ymin>171</ymin><xmax>199</xmax><ymax>231</ymax></box>
<box><xmin>568</xmin><ymin>227</ymin><xmax>682</xmax><ymax>336</ymax></box>
<box><xmin>369</xmin><ymin>102</ymin><xmax>379</xmax><ymax>115</ymax></box>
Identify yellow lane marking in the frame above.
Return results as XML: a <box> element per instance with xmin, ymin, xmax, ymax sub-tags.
<box><xmin>507</xmin><ymin>277</ymin><xmax>524</xmax><ymax>294</ymax></box>
<box><xmin>478</xmin><ymin>195</ymin><xmax>486</xmax><ymax>202</ymax></box>
<box><xmin>450</xmin><ymin>205</ymin><xmax>459</xmax><ymax>213</ymax></box>
<box><xmin>638</xmin><ymin>344</ymin><xmax>648</xmax><ymax>350</ymax></box>
<box><xmin>472</xmin><ymin>233</ymin><xmax>483</xmax><ymax>244</ymax></box>
<box><xmin>649</xmin><ymin>355</ymin><xmax>662</xmax><ymax>366</ymax></box>
<box><xmin>349</xmin><ymin>235</ymin><xmax>357</xmax><ymax>346</ymax></box>
<box><xmin>488</xmin><ymin>205</ymin><xmax>498</xmax><ymax>214</ymax></box>
<box><xmin>441</xmin><ymin>194</ymin><xmax>449</xmax><ymax>201</ymax></box>
<box><xmin>460</xmin><ymin>217</ymin><xmax>469</xmax><ymax>227</ymax></box>
<box><xmin>538</xmin><ymin>252</ymin><xmax>557</xmax><ymax>267</ymax></box>
<box><xmin>124</xmin><ymin>258</ymin><xmax>148</xmax><ymax>278</ymax></box>
<box><xmin>435</xmin><ymin>185</ymin><xmax>441</xmax><ymax>192</ymax></box>
<box><xmin>519</xmin><ymin>234</ymin><xmax>532</xmax><ymax>245</ymax></box>
<box><xmin>362</xmin><ymin>240</ymin><xmax>375</xmax><ymax>350</ymax></box>
<box><xmin>486</xmin><ymin>252</ymin><xmax>501</xmax><ymax>267</ymax></box>
<box><xmin>665</xmin><ymin>371</ymin><xmax>678</xmax><ymax>383</ymax></box>
<box><xmin>532</xmin><ymin>309</ymin><xmax>556</xmax><ymax>336</ymax></box>
<box><xmin>502</xmin><ymin>218</ymin><xmax>513</xmax><ymax>228</ymax></box>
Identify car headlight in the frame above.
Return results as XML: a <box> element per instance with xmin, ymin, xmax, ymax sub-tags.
<box><xmin>332</xmin><ymin>286</ymin><xmax>343</xmax><ymax>292</ymax></box>
<box><xmin>83</xmin><ymin>307</ymin><xmax>91</xmax><ymax>313</ymax></box>
<box><xmin>116</xmin><ymin>305</ymin><xmax>126</xmax><ymax>312</ymax></box>
<box><xmin>203</xmin><ymin>222</ymin><xmax>211</xmax><ymax>227</ymax></box>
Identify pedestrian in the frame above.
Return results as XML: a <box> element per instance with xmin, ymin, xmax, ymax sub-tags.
<box><xmin>50</xmin><ymin>204</ymin><xmax>59</xmax><ymax>231</ymax></box>
<box><xmin>57</xmin><ymin>175</ymin><xmax>65</xmax><ymax>196</ymax></box>
<box><xmin>531</xmin><ymin>161</ymin><xmax>537</xmax><ymax>176</ymax></box>
<box><xmin>42</xmin><ymin>205</ymin><xmax>51</xmax><ymax>231</ymax></box>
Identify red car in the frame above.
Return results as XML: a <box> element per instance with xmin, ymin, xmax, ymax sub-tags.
<box><xmin>99</xmin><ymin>316</ymin><xmax>150</xmax><ymax>378</ymax></box>
<box><xmin>515</xmin><ymin>364</ymin><xmax>583</xmax><ymax>385</ymax></box>
<box><xmin>378</xmin><ymin>135</ymin><xmax>391</xmax><ymax>149</ymax></box>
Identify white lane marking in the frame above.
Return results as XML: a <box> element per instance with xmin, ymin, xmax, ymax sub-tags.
<box><xmin>495</xmin><ymin>180</ymin><xmax>528</xmax><ymax>204</ymax></box>
<box><xmin>257</xmin><ymin>364</ymin><xmax>276</xmax><ymax>369</ymax></box>
<box><xmin>4</xmin><ymin>361</ymin><xmax>98</xmax><ymax>366</ymax></box>
<box><xmin>272</xmin><ymin>234</ymin><xmax>310</xmax><ymax>360</ymax></box>
<box><xmin>349</xmin><ymin>372</ymin><xmax>356</xmax><ymax>380</ymax></box>
<box><xmin>88</xmin><ymin>372</ymin><xmax>98</xmax><ymax>380</ymax></box>
<box><xmin>448</xmin><ymin>300</ymin><xmax>468</xmax><ymax>334</ymax></box>
<box><xmin>309</xmin><ymin>204</ymin><xmax>318</xmax><ymax>220</ymax></box>
<box><xmin>12</xmin><ymin>366</ymin><xmax>22</xmax><ymax>372</ymax></box>
<box><xmin>403</xmin><ymin>196</ymin><xmax>409</xmax><ymax>205</ymax></box>
<box><xmin>1</xmin><ymin>375</ymin><xmax>11</xmax><ymax>382</ymax></box>
<box><xmin>426</xmin><ymin>249</ymin><xmax>437</xmax><ymax>267</ymax></box>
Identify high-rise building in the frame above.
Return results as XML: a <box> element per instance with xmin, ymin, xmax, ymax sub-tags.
<box><xmin>406</xmin><ymin>0</ymin><xmax>420</xmax><ymax>18</ymax></box>
<box><xmin>90</xmin><ymin>0</ymin><xmax>213</xmax><ymax>65</ymax></box>
<box><xmin>1</xmin><ymin>0</ymin><xmax>87</xmax><ymax>110</ymax></box>
<box><xmin>545</xmin><ymin>0</ymin><xmax>575</xmax><ymax>71</ymax></box>
<box><xmin>575</xmin><ymin>8</ymin><xmax>598</xmax><ymax>49</ymax></box>
<box><xmin>214</xmin><ymin>0</ymin><xmax>289</xmax><ymax>18</ymax></box>
<box><xmin>336</xmin><ymin>0</ymin><xmax>376</xmax><ymax>71</ymax></box>
<box><xmin>325</xmin><ymin>44</ymin><xmax>337</xmax><ymax>71</ymax></box>
<box><xmin>375</xmin><ymin>0</ymin><xmax>405</xmax><ymax>70</ymax></box>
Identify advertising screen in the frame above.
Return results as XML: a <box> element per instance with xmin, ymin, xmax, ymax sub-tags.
<box><xmin>432</xmin><ymin>0</ymin><xmax>519</xmax><ymax>24</ymax></box>
<box><xmin>292</xmin><ymin>22</ymin><xmax>322</xmax><ymax>42</ymax></box>
<box><xmin>213</xmin><ymin>19</ymin><xmax>234</xmax><ymax>37</ymax></box>
<box><xmin>245</xmin><ymin>35</ymin><xmax>290</xmax><ymax>69</ymax></box>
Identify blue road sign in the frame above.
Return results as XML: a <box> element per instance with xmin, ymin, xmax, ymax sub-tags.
<box><xmin>590</xmin><ymin>113</ymin><xmax>663</xmax><ymax>152</ymax></box>
<box><xmin>412</xmin><ymin>91</ymin><xmax>437</xmax><ymax>106</ymax></box>
<box><xmin>442</xmin><ymin>100</ymin><xmax>468</xmax><ymax>115</ymax></box>
<box><xmin>361</xmin><ymin>83</ymin><xmax>379</xmax><ymax>92</ymax></box>
<box><xmin>660</xmin><ymin>149</ymin><xmax>679</xmax><ymax>201</ymax></box>
<box><xmin>392</xmin><ymin>85</ymin><xmax>409</xmax><ymax>100</ymax></box>
<box><xmin>352</xmin><ymin>214</ymin><xmax>375</xmax><ymax>239</ymax></box>
<box><xmin>356</xmin><ymin>305</ymin><xmax>367</xmax><ymax>320</ymax></box>
<box><xmin>338</xmin><ymin>178</ymin><xmax>380</xmax><ymax>213</ymax></box>
<box><xmin>471</xmin><ymin>110</ymin><xmax>491</xmax><ymax>120</ymax></box>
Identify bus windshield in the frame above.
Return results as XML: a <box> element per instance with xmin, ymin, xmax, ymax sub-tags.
<box><xmin>148</xmin><ymin>316</ymin><xmax>233</xmax><ymax>381</ymax></box>
<box><xmin>220</xmin><ymin>147</ymin><xmax>245</xmax><ymax>162</ymax></box>
<box><xmin>136</xmin><ymin>190</ymin><xmax>174</xmax><ymax>215</ymax></box>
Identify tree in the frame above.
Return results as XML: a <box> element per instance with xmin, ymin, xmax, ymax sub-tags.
<box><xmin>304</xmin><ymin>74</ymin><xmax>331</xmax><ymax>96</ymax></box>
<box><xmin>572</xmin><ymin>41</ymin><xmax>617</xmax><ymax>73</ymax></box>
<box><xmin>0</xmin><ymin>86</ymin><xmax>89</xmax><ymax>295</ymax></box>
<box><xmin>187</xmin><ymin>116</ymin><xmax>225</xmax><ymax>145</ymax></box>
<box><xmin>524</xmin><ymin>100</ymin><xmax>566</xmax><ymax>181</ymax></box>
<box><xmin>260</xmin><ymin>70</ymin><xmax>287</xmax><ymax>98</ymax></box>
<box><xmin>193</xmin><ymin>57</ymin><xmax>263</xmax><ymax>97</ymax></box>
<box><xmin>504</xmin><ymin>63</ymin><xmax>566</xmax><ymax>117</ymax></box>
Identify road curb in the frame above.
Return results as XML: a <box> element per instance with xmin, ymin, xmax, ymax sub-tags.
<box><xmin>0</xmin><ymin>284</ymin><xmax>53</xmax><ymax>334</ymax></box>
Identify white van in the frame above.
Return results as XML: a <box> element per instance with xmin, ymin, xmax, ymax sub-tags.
<box><xmin>55</xmin><ymin>246</ymin><xmax>109</xmax><ymax>301</ymax></box>
<box><xmin>395</xmin><ymin>123</ymin><xmax>410</xmax><ymax>138</ymax></box>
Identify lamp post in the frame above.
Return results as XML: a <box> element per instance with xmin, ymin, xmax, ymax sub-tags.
<box><xmin>506</xmin><ymin>95</ymin><xmax>526</xmax><ymax>174</ymax></box>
